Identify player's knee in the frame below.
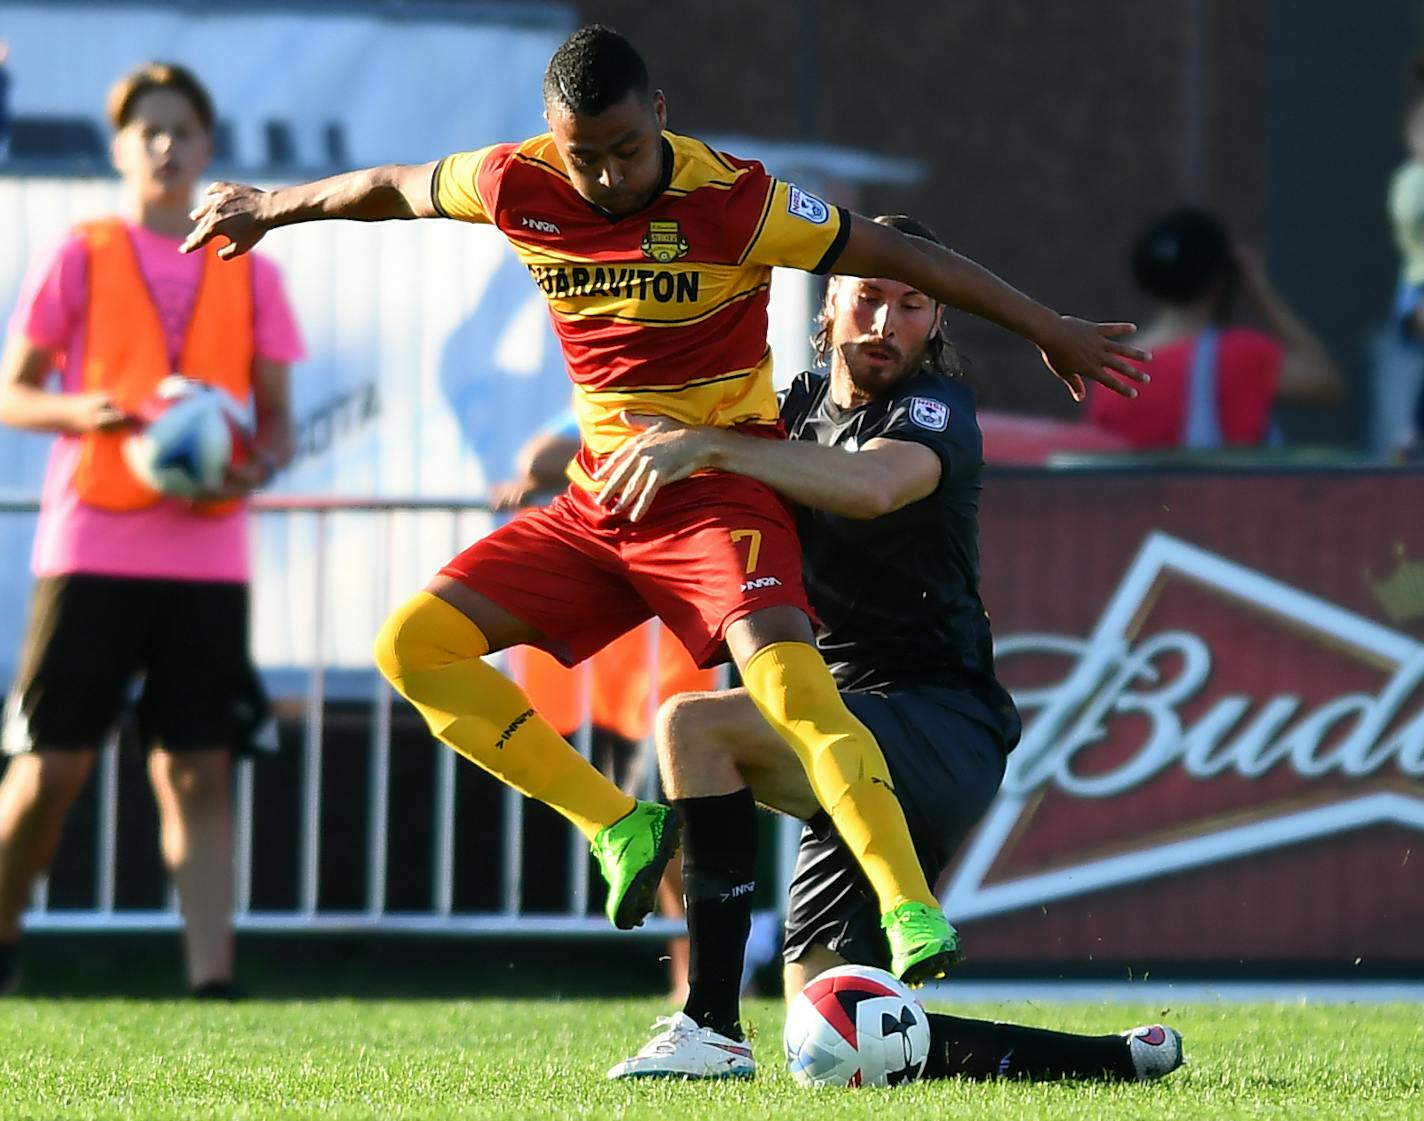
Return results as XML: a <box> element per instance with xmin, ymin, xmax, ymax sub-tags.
<box><xmin>741</xmin><ymin>642</ymin><xmax>837</xmax><ymax>730</ymax></box>
<box><xmin>16</xmin><ymin>752</ymin><xmax>94</xmax><ymax>808</ymax></box>
<box><xmin>656</xmin><ymin>693</ymin><xmax>729</xmax><ymax>797</ymax></box>
<box><xmin>372</xmin><ymin>602</ymin><xmax>412</xmax><ymax>686</ymax></box>
<box><xmin>655</xmin><ymin>693</ymin><xmax>698</xmax><ymax>784</ymax></box>
<box><xmin>655</xmin><ymin>693</ymin><xmax>693</xmax><ymax>751</ymax></box>
<box><xmin>740</xmin><ymin>662</ymin><xmax>792</xmax><ymax>728</ymax></box>
<box><xmin>656</xmin><ymin>691</ymin><xmax>727</xmax><ymax>755</ymax></box>
<box><xmin>373</xmin><ymin>592</ymin><xmax>483</xmax><ymax>685</ymax></box>
<box><xmin>158</xmin><ymin>753</ymin><xmax>230</xmax><ymax>810</ymax></box>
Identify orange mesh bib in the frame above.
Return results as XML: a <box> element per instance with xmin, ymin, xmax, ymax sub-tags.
<box><xmin>72</xmin><ymin>217</ymin><xmax>253</xmax><ymax>513</ymax></box>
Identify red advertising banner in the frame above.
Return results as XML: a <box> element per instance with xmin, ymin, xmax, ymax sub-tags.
<box><xmin>950</xmin><ymin>470</ymin><xmax>1424</xmax><ymax>965</ymax></box>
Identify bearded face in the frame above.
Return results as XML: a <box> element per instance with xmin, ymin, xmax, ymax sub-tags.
<box><xmin>823</xmin><ymin>275</ymin><xmax>943</xmax><ymax>397</ymax></box>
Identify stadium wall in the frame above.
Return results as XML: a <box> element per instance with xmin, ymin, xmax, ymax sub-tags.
<box><xmin>578</xmin><ymin>0</ymin><xmax>1423</xmax><ymax>446</ymax></box>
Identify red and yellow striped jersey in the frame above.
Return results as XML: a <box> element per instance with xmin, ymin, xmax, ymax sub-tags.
<box><xmin>432</xmin><ymin>130</ymin><xmax>848</xmax><ymax>491</ymax></box>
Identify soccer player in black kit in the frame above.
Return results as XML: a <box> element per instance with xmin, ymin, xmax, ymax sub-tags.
<box><xmin>596</xmin><ymin>215</ymin><xmax>1186</xmax><ymax>1083</ymax></box>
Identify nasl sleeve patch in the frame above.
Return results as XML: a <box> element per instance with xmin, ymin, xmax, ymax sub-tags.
<box><xmin>909</xmin><ymin>396</ymin><xmax>950</xmax><ymax>431</ymax></box>
<box><xmin>786</xmin><ymin>184</ymin><xmax>830</xmax><ymax>225</ymax></box>
<box><xmin>744</xmin><ymin>181</ymin><xmax>843</xmax><ymax>270</ymax></box>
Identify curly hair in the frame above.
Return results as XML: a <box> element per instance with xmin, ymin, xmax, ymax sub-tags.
<box><xmin>811</xmin><ymin>214</ymin><xmax>962</xmax><ymax>376</ymax></box>
<box><xmin>543</xmin><ymin>25</ymin><xmax>651</xmax><ymax>116</ymax></box>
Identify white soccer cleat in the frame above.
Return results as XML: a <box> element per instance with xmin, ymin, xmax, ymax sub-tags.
<box><xmin>607</xmin><ymin>1012</ymin><xmax>756</xmax><ymax>1080</ymax></box>
<box><xmin>1121</xmin><ymin>1024</ymin><xmax>1185</xmax><ymax>1080</ymax></box>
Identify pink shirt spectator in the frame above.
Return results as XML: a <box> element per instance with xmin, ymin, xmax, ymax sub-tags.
<box><xmin>1088</xmin><ymin>327</ymin><xmax>1284</xmax><ymax>450</ymax></box>
<box><xmin>8</xmin><ymin>220</ymin><xmax>304</xmax><ymax>582</ymax></box>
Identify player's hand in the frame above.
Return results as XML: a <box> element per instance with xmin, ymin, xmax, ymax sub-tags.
<box><xmin>192</xmin><ymin>469</ymin><xmax>259</xmax><ymax>503</ymax></box>
<box><xmin>1034</xmin><ymin>317</ymin><xmax>1150</xmax><ymax>402</ymax></box>
<box><xmin>489</xmin><ymin>476</ymin><xmax>542</xmax><ymax>511</ymax></box>
<box><xmin>195</xmin><ymin>454</ymin><xmax>276</xmax><ymax>502</ymax></box>
<box><xmin>182</xmin><ymin>182</ymin><xmax>272</xmax><ymax>259</ymax></box>
<box><xmin>594</xmin><ymin>413</ymin><xmax>711</xmax><ymax>522</ymax></box>
<box><xmin>73</xmin><ymin>392</ymin><xmax>137</xmax><ymax>433</ymax></box>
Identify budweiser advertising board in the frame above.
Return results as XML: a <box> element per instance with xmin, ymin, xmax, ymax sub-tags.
<box><xmin>952</xmin><ymin>470</ymin><xmax>1423</xmax><ymax>965</ymax></box>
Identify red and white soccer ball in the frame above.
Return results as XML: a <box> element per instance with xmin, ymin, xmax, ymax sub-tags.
<box><xmin>123</xmin><ymin>375</ymin><xmax>252</xmax><ymax>498</ymax></box>
<box><xmin>783</xmin><ymin>964</ymin><xmax>931</xmax><ymax>1088</ymax></box>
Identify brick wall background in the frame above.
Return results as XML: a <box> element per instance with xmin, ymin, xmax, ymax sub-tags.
<box><xmin>569</xmin><ymin>0</ymin><xmax>1422</xmax><ymax>439</ymax></box>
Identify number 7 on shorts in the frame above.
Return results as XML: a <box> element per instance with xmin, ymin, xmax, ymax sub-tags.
<box><xmin>730</xmin><ymin>529</ymin><xmax>762</xmax><ymax>575</ymax></box>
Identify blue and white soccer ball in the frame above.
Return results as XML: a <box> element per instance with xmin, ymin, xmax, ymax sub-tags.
<box><xmin>783</xmin><ymin>964</ymin><xmax>931</xmax><ymax>1088</ymax></box>
<box><xmin>123</xmin><ymin>375</ymin><xmax>251</xmax><ymax>498</ymax></box>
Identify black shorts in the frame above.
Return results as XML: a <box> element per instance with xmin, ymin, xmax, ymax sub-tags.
<box><xmin>2</xmin><ymin>574</ymin><xmax>255</xmax><ymax>755</ymax></box>
<box><xmin>781</xmin><ymin>686</ymin><xmax>1008</xmax><ymax>968</ymax></box>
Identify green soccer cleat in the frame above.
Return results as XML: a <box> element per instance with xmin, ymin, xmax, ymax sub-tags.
<box><xmin>882</xmin><ymin>900</ymin><xmax>963</xmax><ymax>986</ymax></box>
<box><xmin>591</xmin><ymin>801</ymin><xmax>681</xmax><ymax>930</ymax></box>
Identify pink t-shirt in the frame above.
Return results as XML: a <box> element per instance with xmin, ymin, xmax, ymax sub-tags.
<box><xmin>1087</xmin><ymin>326</ymin><xmax>1284</xmax><ymax>450</ymax></box>
<box><xmin>7</xmin><ymin>221</ymin><xmax>304</xmax><ymax>582</ymax></box>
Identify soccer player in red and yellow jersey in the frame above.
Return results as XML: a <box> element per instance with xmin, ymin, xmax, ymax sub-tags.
<box><xmin>183</xmin><ymin>26</ymin><xmax>1147</xmax><ymax>983</ymax></box>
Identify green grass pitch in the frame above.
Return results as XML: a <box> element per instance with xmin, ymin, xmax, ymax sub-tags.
<box><xmin>1</xmin><ymin>996</ymin><xmax>1419</xmax><ymax>1120</ymax></box>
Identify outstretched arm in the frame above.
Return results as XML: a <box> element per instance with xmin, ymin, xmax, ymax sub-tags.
<box><xmin>830</xmin><ymin>213</ymin><xmax>1149</xmax><ymax>401</ymax></box>
<box><xmin>181</xmin><ymin>162</ymin><xmax>441</xmax><ymax>259</ymax></box>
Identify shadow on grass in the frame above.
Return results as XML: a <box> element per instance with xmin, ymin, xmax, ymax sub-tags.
<box><xmin>12</xmin><ymin>932</ymin><xmax>682</xmax><ymax>1002</ymax></box>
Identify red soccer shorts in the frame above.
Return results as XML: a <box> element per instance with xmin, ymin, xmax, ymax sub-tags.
<box><xmin>441</xmin><ymin>473</ymin><xmax>813</xmax><ymax>667</ymax></box>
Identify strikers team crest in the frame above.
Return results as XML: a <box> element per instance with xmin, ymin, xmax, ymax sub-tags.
<box><xmin>641</xmin><ymin>220</ymin><xmax>689</xmax><ymax>263</ymax></box>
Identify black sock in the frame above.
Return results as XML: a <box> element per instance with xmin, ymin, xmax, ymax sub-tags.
<box><xmin>675</xmin><ymin>789</ymin><xmax>757</xmax><ymax>1041</ymax></box>
<box><xmin>190</xmin><ymin>979</ymin><xmax>243</xmax><ymax>1001</ymax></box>
<box><xmin>923</xmin><ymin>1012</ymin><xmax>1136</xmax><ymax>1081</ymax></box>
<box><xmin>0</xmin><ymin>939</ymin><xmax>19</xmax><ymax>995</ymax></box>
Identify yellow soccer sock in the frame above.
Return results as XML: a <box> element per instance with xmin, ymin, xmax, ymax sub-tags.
<box><xmin>741</xmin><ymin>641</ymin><xmax>937</xmax><ymax>913</ymax></box>
<box><xmin>372</xmin><ymin>591</ymin><xmax>635</xmax><ymax>841</ymax></box>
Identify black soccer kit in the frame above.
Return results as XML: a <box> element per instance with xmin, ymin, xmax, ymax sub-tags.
<box><xmin>776</xmin><ymin>367</ymin><xmax>1021</xmax><ymax>968</ymax></box>
<box><xmin>677</xmin><ymin>369</ymin><xmax>1151</xmax><ymax>1083</ymax></box>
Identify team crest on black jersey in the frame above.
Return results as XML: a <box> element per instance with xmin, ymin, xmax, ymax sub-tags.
<box><xmin>641</xmin><ymin>220</ymin><xmax>689</xmax><ymax>263</ymax></box>
<box><xmin>909</xmin><ymin>396</ymin><xmax>949</xmax><ymax>431</ymax></box>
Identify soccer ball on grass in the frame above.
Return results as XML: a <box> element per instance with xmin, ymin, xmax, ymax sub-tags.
<box><xmin>783</xmin><ymin>964</ymin><xmax>931</xmax><ymax>1088</ymax></box>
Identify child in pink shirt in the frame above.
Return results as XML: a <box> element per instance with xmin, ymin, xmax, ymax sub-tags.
<box><xmin>12</xmin><ymin>218</ymin><xmax>302</xmax><ymax>581</ymax></box>
<box><xmin>0</xmin><ymin>62</ymin><xmax>302</xmax><ymax>998</ymax></box>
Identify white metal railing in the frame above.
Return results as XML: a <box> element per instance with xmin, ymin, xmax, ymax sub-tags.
<box><xmin>0</xmin><ymin>496</ymin><xmax>794</xmax><ymax>937</ymax></box>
